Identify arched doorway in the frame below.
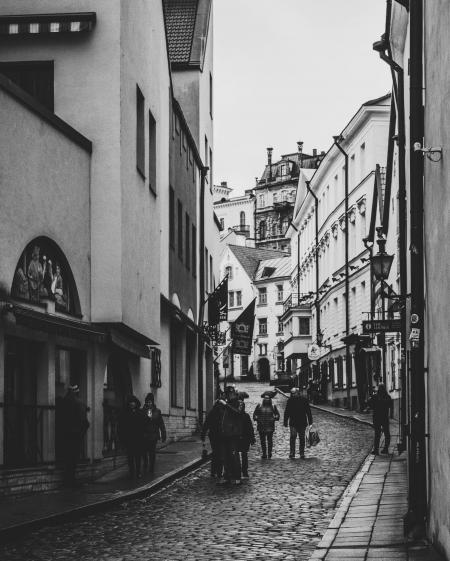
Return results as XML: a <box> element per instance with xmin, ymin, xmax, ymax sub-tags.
<box><xmin>258</xmin><ymin>358</ymin><xmax>270</xmax><ymax>382</ymax></box>
<box><xmin>102</xmin><ymin>352</ymin><xmax>133</xmax><ymax>456</ymax></box>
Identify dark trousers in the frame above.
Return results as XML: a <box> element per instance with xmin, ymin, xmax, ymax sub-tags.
<box><xmin>259</xmin><ymin>432</ymin><xmax>273</xmax><ymax>457</ymax></box>
<box><xmin>62</xmin><ymin>436</ymin><xmax>82</xmax><ymax>485</ymax></box>
<box><xmin>127</xmin><ymin>447</ymin><xmax>142</xmax><ymax>477</ymax></box>
<box><xmin>374</xmin><ymin>420</ymin><xmax>390</xmax><ymax>452</ymax></box>
<box><xmin>240</xmin><ymin>451</ymin><xmax>249</xmax><ymax>476</ymax></box>
<box><xmin>209</xmin><ymin>436</ymin><xmax>223</xmax><ymax>477</ymax></box>
<box><xmin>220</xmin><ymin>437</ymin><xmax>241</xmax><ymax>480</ymax></box>
<box><xmin>290</xmin><ymin>426</ymin><xmax>306</xmax><ymax>456</ymax></box>
<box><xmin>143</xmin><ymin>439</ymin><xmax>157</xmax><ymax>473</ymax></box>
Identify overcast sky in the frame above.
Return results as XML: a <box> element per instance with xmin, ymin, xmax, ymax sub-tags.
<box><xmin>213</xmin><ymin>0</ymin><xmax>391</xmax><ymax>194</ymax></box>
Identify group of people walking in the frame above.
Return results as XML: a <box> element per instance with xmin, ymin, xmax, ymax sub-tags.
<box><xmin>201</xmin><ymin>385</ymin><xmax>314</xmax><ymax>485</ymax></box>
<box><xmin>119</xmin><ymin>393</ymin><xmax>166</xmax><ymax>479</ymax></box>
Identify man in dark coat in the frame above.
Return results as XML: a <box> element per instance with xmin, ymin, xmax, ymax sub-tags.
<box><xmin>284</xmin><ymin>387</ymin><xmax>312</xmax><ymax>459</ymax></box>
<box><xmin>218</xmin><ymin>386</ymin><xmax>244</xmax><ymax>484</ymax></box>
<box><xmin>119</xmin><ymin>396</ymin><xmax>145</xmax><ymax>478</ymax></box>
<box><xmin>367</xmin><ymin>384</ymin><xmax>393</xmax><ymax>454</ymax></box>
<box><xmin>59</xmin><ymin>384</ymin><xmax>89</xmax><ymax>486</ymax></box>
<box><xmin>142</xmin><ymin>393</ymin><xmax>166</xmax><ymax>474</ymax></box>
<box><xmin>237</xmin><ymin>400</ymin><xmax>255</xmax><ymax>479</ymax></box>
<box><xmin>201</xmin><ymin>398</ymin><xmax>224</xmax><ymax>478</ymax></box>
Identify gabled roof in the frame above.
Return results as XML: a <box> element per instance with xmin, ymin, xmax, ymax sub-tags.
<box><xmin>228</xmin><ymin>245</ymin><xmax>286</xmax><ymax>280</ymax></box>
<box><xmin>255</xmin><ymin>256</ymin><xmax>291</xmax><ymax>281</ymax></box>
<box><xmin>163</xmin><ymin>0</ymin><xmax>211</xmax><ymax>70</ymax></box>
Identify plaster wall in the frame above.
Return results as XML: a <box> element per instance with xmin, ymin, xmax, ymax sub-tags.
<box><xmin>423</xmin><ymin>2</ymin><xmax>450</xmax><ymax>556</ymax></box>
<box><xmin>214</xmin><ymin>198</ymin><xmax>254</xmax><ymax>237</ymax></box>
<box><xmin>0</xmin><ymin>88</ymin><xmax>91</xmax><ymax>317</ymax></box>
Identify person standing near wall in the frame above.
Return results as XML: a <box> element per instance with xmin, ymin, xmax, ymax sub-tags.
<box><xmin>119</xmin><ymin>396</ymin><xmax>145</xmax><ymax>479</ymax></box>
<box><xmin>368</xmin><ymin>383</ymin><xmax>393</xmax><ymax>455</ymax></box>
<box><xmin>142</xmin><ymin>393</ymin><xmax>166</xmax><ymax>474</ymax></box>
<box><xmin>59</xmin><ymin>384</ymin><xmax>89</xmax><ymax>486</ymax></box>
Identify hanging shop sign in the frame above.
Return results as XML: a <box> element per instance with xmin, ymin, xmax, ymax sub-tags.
<box><xmin>362</xmin><ymin>318</ymin><xmax>401</xmax><ymax>334</ymax></box>
<box><xmin>230</xmin><ymin>299</ymin><xmax>256</xmax><ymax>356</ymax></box>
<box><xmin>307</xmin><ymin>343</ymin><xmax>321</xmax><ymax>361</ymax></box>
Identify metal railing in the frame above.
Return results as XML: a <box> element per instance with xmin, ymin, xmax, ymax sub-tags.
<box><xmin>283</xmin><ymin>293</ymin><xmax>314</xmax><ymax>314</ymax></box>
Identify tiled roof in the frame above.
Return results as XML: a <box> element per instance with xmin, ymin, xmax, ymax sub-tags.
<box><xmin>254</xmin><ymin>256</ymin><xmax>291</xmax><ymax>281</ymax></box>
<box><xmin>163</xmin><ymin>0</ymin><xmax>198</xmax><ymax>65</ymax></box>
<box><xmin>228</xmin><ymin>245</ymin><xmax>287</xmax><ymax>280</ymax></box>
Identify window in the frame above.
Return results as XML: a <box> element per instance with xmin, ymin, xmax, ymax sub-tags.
<box><xmin>148</xmin><ymin>110</ymin><xmax>156</xmax><ymax>194</ymax></box>
<box><xmin>277</xmin><ymin>284</ymin><xmax>283</xmax><ymax>302</ymax></box>
<box><xmin>209</xmin><ymin>148</ymin><xmax>213</xmax><ymax>186</ymax></box>
<box><xmin>259</xmin><ymin>220</ymin><xmax>266</xmax><ymax>239</ymax></box>
<box><xmin>240</xmin><ymin>211</ymin><xmax>246</xmax><ymax>227</ymax></box>
<box><xmin>205</xmin><ymin>248</ymin><xmax>209</xmax><ymax>290</ymax></box>
<box><xmin>192</xmin><ymin>225</ymin><xmax>197</xmax><ymax>277</ymax></box>
<box><xmin>177</xmin><ymin>200</ymin><xmax>183</xmax><ymax>260</ymax></box>
<box><xmin>258</xmin><ymin>343</ymin><xmax>267</xmax><ymax>355</ymax></box>
<box><xmin>0</xmin><ymin>61</ymin><xmax>54</xmax><ymax>110</ymax></box>
<box><xmin>236</xmin><ymin>291</ymin><xmax>242</xmax><ymax>307</ymax></box>
<box><xmin>259</xmin><ymin>318</ymin><xmax>267</xmax><ymax>335</ymax></box>
<box><xmin>299</xmin><ymin>317</ymin><xmax>310</xmax><ymax>335</ymax></box>
<box><xmin>220</xmin><ymin>218</ymin><xmax>224</xmax><ymax>230</ymax></box>
<box><xmin>210</xmin><ymin>255</ymin><xmax>213</xmax><ymax>292</ymax></box>
<box><xmin>185</xmin><ymin>213</ymin><xmax>190</xmax><ymax>269</ymax></box>
<box><xmin>277</xmin><ymin>317</ymin><xmax>284</xmax><ymax>334</ymax></box>
<box><xmin>136</xmin><ymin>85</ymin><xmax>145</xmax><ymax>178</ymax></box>
<box><xmin>225</xmin><ymin>266</ymin><xmax>233</xmax><ymax>280</ymax></box>
<box><xmin>169</xmin><ymin>187</ymin><xmax>175</xmax><ymax>249</ymax></box>
<box><xmin>229</xmin><ymin>291</ymin><xmax>234</xmax><ymax>308</ymax></box>
<box><xmin>258</xmin><ymin>194</ymin><xmax>265</xmax><ymax>208</ymax></box>
<box><xmin>258</xmin><ymin>287</ymin><xmax>267</xmax><ymax>305</ymax></box>
<box><xmin>204</xmin><ymin>136</ymin><xmax>209</xmax><ymax>183</ymax></box>
<box><xmin>241</xmin><ymin>355</ymin><xmax>248</xmax><ymax>377</ymax></box>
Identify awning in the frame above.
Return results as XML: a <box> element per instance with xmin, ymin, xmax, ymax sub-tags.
<box><xmin>98</xmin><ymin>322</ymin><xmax>158</xmax><ymax>359</ymax></box>
<box><xmin>13</xmin><ymin>305</ymin><xmax>106</xmax><ymax>343</ymax></box>
<box><xmin>0</xmin><ymin>12</ymin><xmax>96</xmax><ymax>36</ymax></box>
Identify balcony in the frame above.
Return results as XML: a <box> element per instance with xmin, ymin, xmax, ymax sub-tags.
<box><xmin>231</xmin><ymin>224</ymin><xmax>251</xmax><ymax>237</ymax></box>
<box><xmin>282</xmin><ymin>293</ymin><xmax>313</xmax><ymax>315</ymax></box>
<box><xmin>273</xmin><ymin>197</ymin><xmax>295</xmax><ymax>210</ymax></box>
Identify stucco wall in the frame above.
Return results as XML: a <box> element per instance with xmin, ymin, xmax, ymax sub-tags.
<box><xmin>424</xmin><ymin>2</ymin><xmax>450</xmax><ymax>557</ymax></box>
<box><xmin>0</xmin><ymin>87</ymin><xmax>91</xmax><ymax>317</ymax></box>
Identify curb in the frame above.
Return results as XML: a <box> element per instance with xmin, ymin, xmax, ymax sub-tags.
<box><xmin>311</xmin><ymin>404</ymin><xmax>374</xmax><ymax>427</ymax></box>
<box><xmin>0</xmin><ymin>453</ymin><xmax>211</xmax><ymax>544</ymax></box>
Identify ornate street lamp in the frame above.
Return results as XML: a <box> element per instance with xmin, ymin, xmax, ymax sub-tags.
<box><xmin>371</xmin><ymin>228</ymin><xmax>394</xmax><ymax>281</ymax></box>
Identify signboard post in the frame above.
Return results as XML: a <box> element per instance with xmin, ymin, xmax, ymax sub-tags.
<box><xmin>362</xmin><ymin>318</ymin><xmax>402</xmax><ymax>334</ymax></box>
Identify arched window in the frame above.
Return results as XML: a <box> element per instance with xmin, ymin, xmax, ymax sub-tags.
<box><xmin>240</xmin><ymin>211</ymin><xmax>246</xmax><ymax>227</ymax></box>
<box><xmin>11</xmin><ymin>236</ymin><xmax>81</xmax><ymax>315</ymax></box>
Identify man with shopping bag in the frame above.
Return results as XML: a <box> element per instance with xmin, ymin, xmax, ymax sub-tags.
<box><xmin>283</xmin><ymin>387</ymin><xmax>313</xmax><ymax>459</ymax></box>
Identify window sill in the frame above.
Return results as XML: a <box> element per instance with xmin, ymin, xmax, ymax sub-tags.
<box><xmin>258</xmin><ymin>333</ymin><xmax>268</xmax><ymax>338</ymax></box>
<box><xmin>276</xmin><ymin>332</ymin><xmax>284</xmax><ymax>336</ymax></box>
<box><xmin>257</xmin><ymin>303</ymin><xmax>267</xmax><ymax>307</ymax></box>
<box><xmin>229</xmin><ymin>306</ymin><xmax>243</xmax><ymax>311</ymax></box>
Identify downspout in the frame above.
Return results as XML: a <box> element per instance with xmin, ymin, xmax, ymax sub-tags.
<box><xmin>333</xmin><ymin>136</ymin><xmax>351</xmax><ymax>409</ymax></box>
<box><xmin>305</xmin><ymin>180</ymin><xmax>320</xmax><ymax>339</ymax></box>
<box><xmin>373</xmin><ymin>0</ymin><xmax>408</xmax><ymax>453</ymax></box>
<box><xmin>197</xmin><ymin>165</ymin><xmax>208</xmax><ymax>426</ymax></box>
<box><xmin>408</xmin><ymin>0</ymin><xmax>427</xmax><ymax>534</ymax></box>
<box><xmin>289</xmin><ymin>221</ymin><xmax>300</xmax><ymax>303</ymax></box>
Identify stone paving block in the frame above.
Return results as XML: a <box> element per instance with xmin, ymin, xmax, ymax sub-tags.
<box><xmin>324</xmin><ymin>549</ymin><xmax>367</xmax><ymax>560</ymax></box>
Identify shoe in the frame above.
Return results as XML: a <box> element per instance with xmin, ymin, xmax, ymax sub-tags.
<box><xmin>381</xmin><ymin>447</ymin><xmax>389</xmax><ymax>454</ymax></box>
<box><xmin>289</xmin><ymin>454</ymin><xmax>295</xmax><ymax>459</ymax></box>
<box><xmin>233</xmin><ymin>479</ymin><xmax>242</xmax><ymax>485</ymax></box>
<box><xmin>300</xmin><ymin>454</ymin><xmax>305</xmax><ymax>459</ymax></box>
<box><xmin>268</xmin><ymin>454</ymin><xmax>272</xmax><ymax>459</ymax></box>
<box><xmin>371</xmin><ymin>450</ymin><xmax>379</xmax><ymax>455</ymax></box>
<box><xmin>217</xmin><ymin>478</ymin><xmax>230</xmax><ymax>485</ymax></box>
<box><xmin>242</xmin><ymin>473</ymin><xmax>249</xmax><ymax>479</ymax></box>
<box><xmin>261</xmin><ymin>454</ymin><xmax>267</xmax><ymax>459</ymax></box>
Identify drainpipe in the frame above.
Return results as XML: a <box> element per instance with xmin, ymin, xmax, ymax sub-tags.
<box><xmin>197</xmin><ymin>165</ymin><xmax>209</xmax><ymax>426</ymax></box>
<box><xmin>373</xmin><ymin>0</ymin><xmax>408</xmax><ymax>453</ymax></box>
<box><xmin>333</xmin><ymin>136</ymin><xmax>351</xmax><ymax>409</ymax></box>
<box><xmin>289</xmin><ymin>221</ymin><xmax>301</xmax><ymax>303</ymax></box>
<box><xmin>305</xmin><ymin>180</ymin><xmax>320</xmax><ymax>340</ymax></box>
<box><xmin>407</xmin><ymin>0</ymin><xmax>427</xmax><ymax>535</ymax></box>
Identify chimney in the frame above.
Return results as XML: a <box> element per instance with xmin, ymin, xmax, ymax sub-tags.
<box><xmin>297</xmin><ymin>141</ymin><xmax>304</xmax><ymax>167</ymax></box>
<box><xmin>313</xmin><ymin>148</ymin><xmax>317</xmax><ymax>157</ymax></box>
<box><xmin>221</xmin><ymin>181</ymin><xmax>228</xmax><ymax>187</ymax></box>
<box><xmin>267</xmin><ymin>147</ymin><xmax>273</xmax><ymax>180</ymax></box>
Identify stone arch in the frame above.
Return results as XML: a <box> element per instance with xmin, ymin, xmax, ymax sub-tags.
<box><xmin>11</xmin><ymin>236</ymin><xmax>81</xmax><ymax>316</ymax></box>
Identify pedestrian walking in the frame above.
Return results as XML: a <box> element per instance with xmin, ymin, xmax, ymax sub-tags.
<box><xmin>237</xmin><ymin>400</ymin><xmax>256</xmax><ymax>479</ymax></box>
<box><xmin>201</xmin><ymin>397</ymin><xmax>224</xmax><ymax>478</ymax></box>
<box><xmin>253</xmin><ymin>392</ymin><xmax>280</xmax><ymax>459</ymax></box>
<box><xmin>283</xmin><ymin>387</ymin><xmax>313</xmax><ymax>459</ymax></box>
<box><xmin>119</xmin><ymin>396</ymin><xmax>145</xmax><ymax>479</ymax></box>
<box><xmin>218</xmin><ymin>386</ymin><xmax>244</xmax><ymax>485</ymax></box>
<box><xmin>367</xmin><ymin>384</ymin><xmax>393</xmax><ymax>454</ymax></box>
<box><xmin>142</xmin><ymin>393</ymin><xmax>166</xmax><ymax>474</ymax></box>
<box><xmin>58</xmin><ymin>384</ymin><xmax>89</xmax><ymax>487</ymax></box>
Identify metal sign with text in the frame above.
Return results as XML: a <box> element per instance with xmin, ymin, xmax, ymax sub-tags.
<box><xmin>362</xmin><ymin>318</ymin><xmax>401</xmax><ymax>333</ymax></box>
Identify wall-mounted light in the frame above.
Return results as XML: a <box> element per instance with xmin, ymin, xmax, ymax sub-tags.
<box><xmin>413</xmin><ymin>142</ymin><xmax>442</xmax><ymax>162</ymax></box>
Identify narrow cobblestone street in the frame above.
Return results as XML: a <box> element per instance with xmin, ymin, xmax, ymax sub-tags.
<box><xmin>0</xmin><ymin>384</ymin><xmax>373</xmax><ymax>561</ymax></box>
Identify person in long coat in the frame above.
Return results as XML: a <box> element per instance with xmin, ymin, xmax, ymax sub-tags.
<box><xmin>119</xmin><ymin>396</ymin><xmax>145</xmax><ymax>478</ymax></box>
<box><xmin>367</xmin><ymin>384</ymin><xmax>393</xmax><ymax>454</ymax></box>
<box><xmin>237</xmin><ymin>400</ymin><xmax>255</xmax><ymax>478</ymax></box>
<box><xmin>253</xmin><ymin>392</ymin><xmax>280</xmax><ymax>459</ymax></box>
<box><xmin>201</xmin><ymin>397</ymin><xmax>224</xmax><ymax>478</ymax></box>
<box><xmin>218</xmin><ymin>386</ymin><xmax>244</xmax><ymax>485</ymax></box>
<box><xmin>141</xmin><ymin>393</ymin><xmax>166</xmax><ymax>474</ymax></box>
<box><xmin>59</xmin><ymin>384</ymin><xmax>89</xmax><ymax>486</ymax></box>
<box><xmin>283</xmin><ymin>387</ymin><xmax>313</xmax><ymax>459</ymax></box>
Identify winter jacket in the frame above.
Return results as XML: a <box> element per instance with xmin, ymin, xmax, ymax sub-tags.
<box><xmin>142</xmin><ymin>405</ymin><xmax>166</xmax><ymax>442</ymax></box>
<box><xmin>283</xmin><ymin>396</ymin><xmax>312</xmax><ymax>429</ymax></box>
<box><xmin>220</xmin><ymin>400</ymin><xmax>244</xmax><ymax>438</ymax></box>
<box><xmin>237</xmin><ymin>412</ymin><xmax>256</xmax><ymax>452</ymax></box>
<box><xmin>201</xmin><ymin>401</ymin><xmax>223</xmax><ymax>441</ymax></box>
<box><xmin>118</xmin><ymin>409</ymin><xmax>145</xmax><ymax>451</ymax></box>
<box><xmin>368</xmin><ymin>393</ymin><xmax>393</xmax><ymax>423</ymax></box>
<box><xmin>59</xmin><ymin>393</ymin><xmax>89</xmax><ymax>439</ymax></box>
<box><xmin>253</xmin><ymin>402</ymin><xmax>280</xmax><ymax>434</ymax></box>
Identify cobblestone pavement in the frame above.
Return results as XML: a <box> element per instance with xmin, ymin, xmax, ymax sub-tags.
<box><xmin>0</xmin><ymin>383</ymin><xmax>373</xmax><ymax>561</ymax></box>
